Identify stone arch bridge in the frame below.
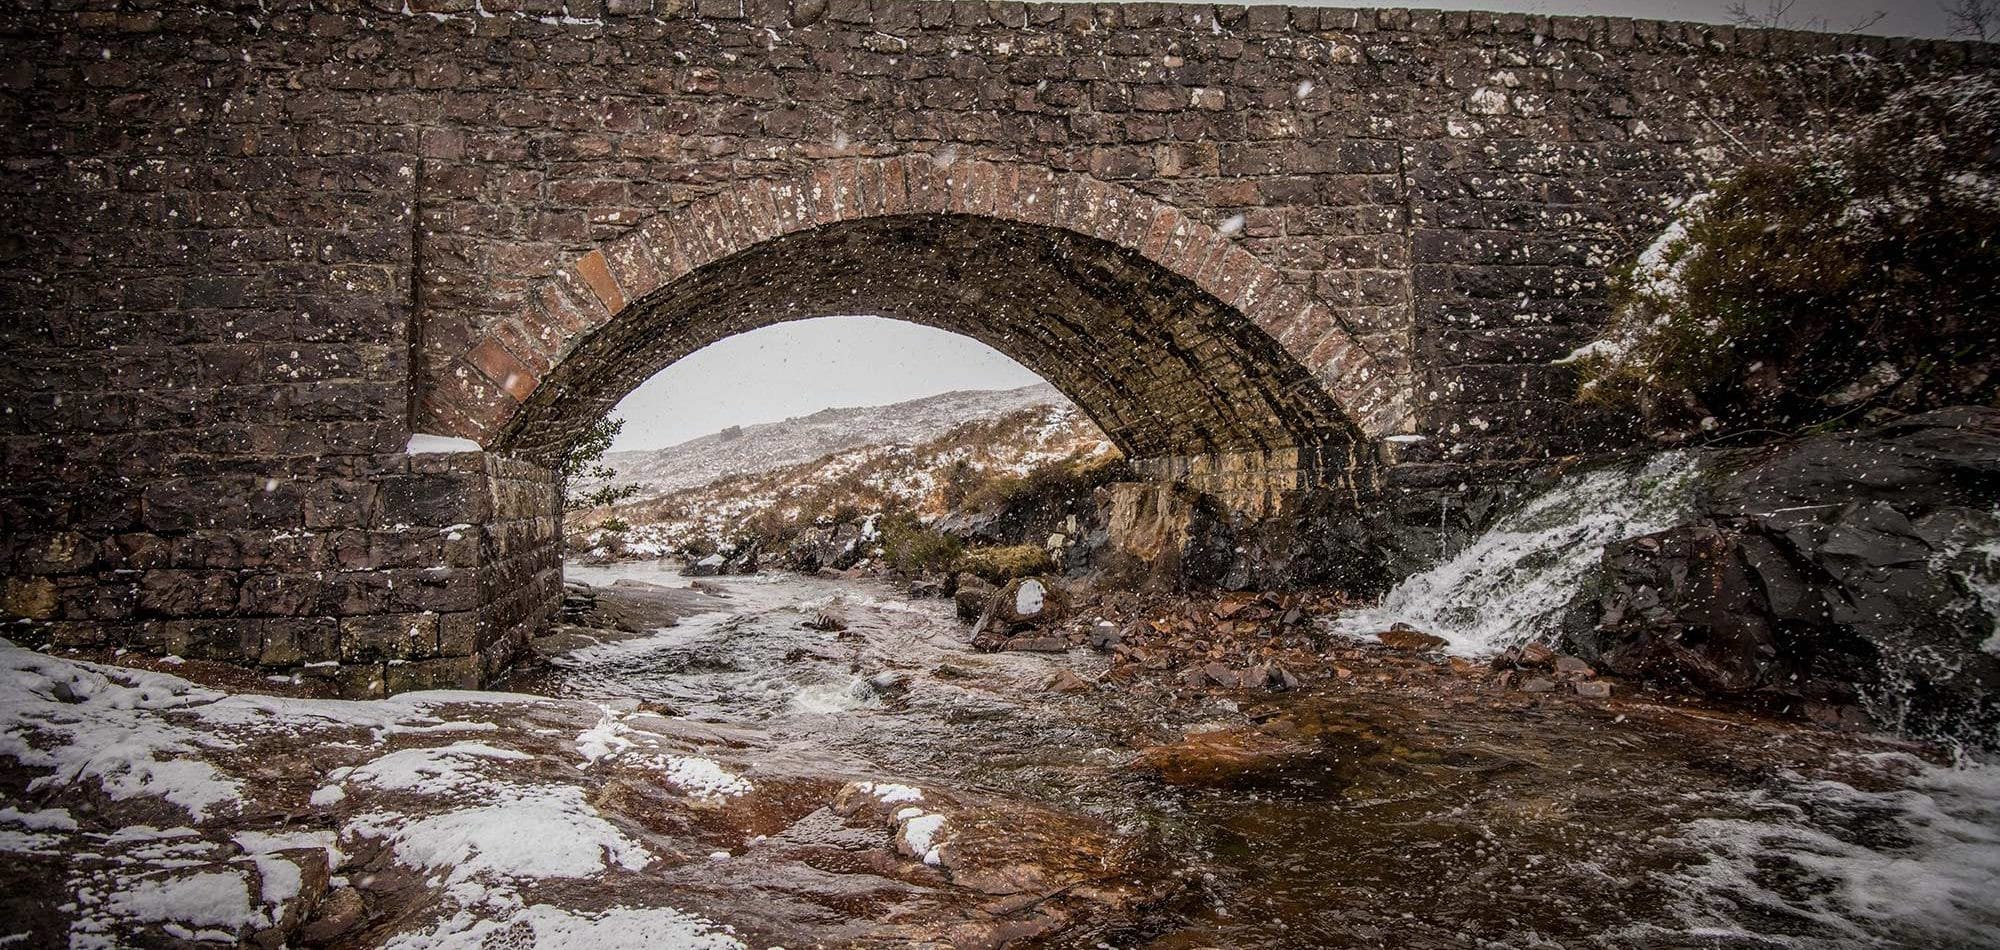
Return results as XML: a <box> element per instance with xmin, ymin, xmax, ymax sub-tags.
<box><xmin>0</xmin><ymin>0</ymin><xmax>1989</xmax><ymax>694</ymax></box>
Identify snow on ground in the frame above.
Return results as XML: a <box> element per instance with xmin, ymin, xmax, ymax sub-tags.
<box><xmin>0</xmin><ymin>640</ymin><xmax>752</xmax><ymax>947</ymax></box>
<box><xmin>577</xmin><ymin>397</ymin><xmax>1110</xmax><ymax>558</ymax></box>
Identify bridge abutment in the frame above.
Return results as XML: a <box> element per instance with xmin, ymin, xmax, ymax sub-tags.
<box><xmin>4</xmin><ymin>450</ymin><xmax>559</xmax><ymax>697</ymax></box>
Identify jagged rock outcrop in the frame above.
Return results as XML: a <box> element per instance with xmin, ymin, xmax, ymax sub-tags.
<box><xmin>1567</xmin><ymin>409</ymin><xmax>2000</xmax><ymax>742</ymax></box>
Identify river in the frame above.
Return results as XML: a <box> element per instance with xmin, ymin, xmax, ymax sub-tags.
<box><xmin>495</xmin><ymin>560</ymin><xmax>2000</xmax><ymax>949</ymax></box>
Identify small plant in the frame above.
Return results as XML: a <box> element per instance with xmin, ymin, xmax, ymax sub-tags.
<box><xmin>1570</xmin><ymin>76</ymin><xmax>2000</xmax><ymax>437</ymax></box>
<box><xmin>878</xmin><ymin>512</ymin><xmax>963</xmax><ymax>575</ymax></box>
<box><xmin>557</xmin><ymin>415</ymin><xmax>645</xmax><ymax>512</ymax></box>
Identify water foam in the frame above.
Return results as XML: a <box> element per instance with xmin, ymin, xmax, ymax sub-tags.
<box><xmin>1655</xmin><ymin>752</ymin><xmax>2000</xmax><ymax>948</ymax></box>
<box><xmin>1335</xmin><ymin>452</ymin><xmax>1707</xmax><ymax>656</ymax></box>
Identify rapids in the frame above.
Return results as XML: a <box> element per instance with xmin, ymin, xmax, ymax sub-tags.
<box><xmin>502</xmin><ymin>561</ymin><xmax>2000</xmax><ymax>949</ymax></box>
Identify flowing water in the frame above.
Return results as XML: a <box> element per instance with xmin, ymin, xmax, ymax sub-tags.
<box><xmin>1334</xmin><ymin>452</ymin><xmax>1710</xmax><ymax>656</ymax></box>
<box><xmin>509</xmin><ymin>559</ymin><xmax>2000</xmax><ymax>949</ymax></box>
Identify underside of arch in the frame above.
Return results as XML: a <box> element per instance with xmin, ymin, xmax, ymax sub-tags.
<box><xmin>496</xmin><ymin>214</ymin><xmax>1362</xmax><ymax>486</ymax></box>
<box><xmin>417</xmin><ymin>158</ymin><xmax>1412</xmax><ymax>468</ymax></box>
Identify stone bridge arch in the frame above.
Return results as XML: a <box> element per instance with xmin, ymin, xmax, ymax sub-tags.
<box><xmin>417</xmin><ymin>156</ymin><xmax>1409</xmax><ymax>493</ymax></box>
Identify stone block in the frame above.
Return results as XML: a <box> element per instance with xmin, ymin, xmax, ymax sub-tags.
<box><xmin>260</xmin><ymin>618</ymin><xmax>339</xmax><ymax>667</ymax></box>
<box><xmin>339</xmin><ymin>612</ymin><xmax>440</xmax><ymax>663</ymax></box>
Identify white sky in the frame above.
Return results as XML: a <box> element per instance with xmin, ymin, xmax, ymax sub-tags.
<box><xmin>609</xmin><ymin>0</ymin><xmax>1967</xmax><ymax>452</ymax></box>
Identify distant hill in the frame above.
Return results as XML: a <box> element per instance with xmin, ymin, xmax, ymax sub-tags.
<box><xmin>601</xmin><ymin>383</ymin><xmax>1073</xmax><ymax>495</ymax></box>
<box><xmin>573</xmin><ymin>389</ymin><xmax>1114</xmax><ymax>558</ymax></box>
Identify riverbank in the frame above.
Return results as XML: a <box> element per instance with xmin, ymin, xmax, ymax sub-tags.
<box><xmin>6</xmin><ymin>568</ymin><xmax>1995</xmax><ymax>948</ymax></box>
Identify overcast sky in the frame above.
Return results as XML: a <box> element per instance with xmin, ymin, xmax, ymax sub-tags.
<box><xmin>609</xmin><ymin>0</ymin><xmax>1968</xmax><ymax>452</ymax></box>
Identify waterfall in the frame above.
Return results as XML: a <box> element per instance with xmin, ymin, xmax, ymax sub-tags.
<box><xmin>1337</xmin><ymin>452</ymin><xmax>1708</xmax><ymax>656</ymax></box>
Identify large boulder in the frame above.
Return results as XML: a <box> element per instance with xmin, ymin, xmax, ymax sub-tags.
<box><xmin>1090</xmin><ymin>480</ymin><xmax>1400</xmax><ymax>594</ymax></box>
<box><xmin>1567</xmin><ymin>409</ymin><xmax>2000</xmax><ymax>743</ymax></box>
<box><xmin>784</xmin><ymin>520</ymin><xmax>868</xmax><ymax>573</ymax></box>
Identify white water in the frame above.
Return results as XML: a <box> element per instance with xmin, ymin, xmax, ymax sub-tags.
<box><xmin>1336</xmin><ymin>452</ymin><xmax>1708</xmax><ymax>656</ymax></box>
<box><xmin>1652</xmin><ymin>751</ymin><xmax>2000</xmax><ymax>948</ymax></box>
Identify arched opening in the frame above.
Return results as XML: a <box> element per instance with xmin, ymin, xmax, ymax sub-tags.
<box><xmin>495</xmin><ymin>213</ymin><xmax>1362</xmax><ymax>489</ymax></box>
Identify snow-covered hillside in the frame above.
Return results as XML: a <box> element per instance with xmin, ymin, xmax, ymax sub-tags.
<box><xmin>602</xmin><ymin>384</ymin><xmax>1074</xmax><ymax>495</ymax></box>
<box><xmin>575</xmin><ymin>397</ymin><xmax>1113</xmax><ymax>558</ymax></box>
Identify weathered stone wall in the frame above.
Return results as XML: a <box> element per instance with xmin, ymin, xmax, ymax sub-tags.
<box><xmin>0</xmin><ymin>0</ymin><xmax>1991</xmax><ymax>689</ymax></box>
<box><xmin>0</xmin><ymin>443</ymin><xmax>557</xmax><ymax>696</ymax></box>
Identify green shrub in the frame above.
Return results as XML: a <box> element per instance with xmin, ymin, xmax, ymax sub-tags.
<box><xmin>1571</xmin><ymin>76</ymin><xmax>2000</xmax><ymax>436</ymax></box>
<box><xmin>878</xmin><ymin>512</ymin><xmax>963</xmax><ymax>575</ymax></box>
<box><xmin>956</xmin><ymin>544</ymin><xmax>1054</xmax><ymax>583</ymax></box>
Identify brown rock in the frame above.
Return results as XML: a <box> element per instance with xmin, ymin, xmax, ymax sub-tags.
<box><xmin>1520</xmin><ymin>676</ymin><xmax>1558</xmax><ymax>693</ymax></box>
<box><xmin>1044</xmin><ymin>669</ymin><xmax>1094</xmax><ymax>693</ymax></box>
<box><xmin>1376</xmin><ymin>627</ymin><xmax>1448</xmax><ymax>651</ymax></box>
<box><xmin>1573</xmin><ymin>680</ymin><xmax>1613</xmax><ymax>698</ymax></box>
<box><xmin>298</xmin><ymin>886</ymin><xmax>367</xmax><ymax>945</ymax></box>
<box><xmin>1132</xmin><ymin>726</ymin><xmax>1317</xmax><ymax>785</ymax></box>
<box><xmin>1003</xmin><ymin>636</ymin><xmax>1068</xmax><ymax>653</ymax></box>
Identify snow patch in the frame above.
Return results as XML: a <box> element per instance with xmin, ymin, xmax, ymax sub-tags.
<box><xmin>354</xmin><ymin>784</ymin><xmax>652</xmax><ymax>885</ymax></box>
<box><xmin>405</xmin><ymin>433</ymin><xmax>482</xmax><ymax>454</ymax></box>
<box><xmin>662</xmin><ymin>755</ymin><xmax>753</xmax><ymax>801</ymax></box>
<box><xmin>383</xmin><ymin>896</ymin><xmax>745</xmax><ymax>950</ymax></box>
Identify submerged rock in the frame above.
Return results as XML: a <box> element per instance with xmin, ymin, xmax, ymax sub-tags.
<box><xmin>1131</xmin><ymin>724</ymin><xmax>1320</xmax><ymax>785</ymax></box>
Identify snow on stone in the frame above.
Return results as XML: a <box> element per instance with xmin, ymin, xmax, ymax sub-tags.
<box><xmin>354</xmin><ymin>784</ymin><xmax>652</xmax><ymax>885</ymax></box>
<box><xmin>0</xmin><ymin>639</ymin><xmax>244</xmax><ymax>821</ymax></box>
<box><xmin>382</xmin><ymin>897</ymin><xmax>746</xmax><ymax>950</ymax></box>
<box><xmin>0</xmin><ymin>642</ymin><xmax>749</xmax><ymax>945</ymax></box>
<box><xmin>856</xmin><ymin>781</ymin><xmax>924</xmax><ymax>804</ymax></box>
<box><xmin>898</xmin><ymin>810</ymin><xmax>949</xmax><ymax>865</ymax></box>
<box><xmin>104</xmin><ymin>871</ymin><xmax>261</xmax><ymax>933</ymax></box>
<box><xmin>663</xmin><ymin>755</ymin><xmax>753</xmax><ymax>801</ymax></box>
<box><xmin>575</xmin><ymin>710</ymin><xmax>752</xmax><ymax>801</ymax></box>
<box><xmin>0</xmin><ymin>805</ymin><xmax>77</xmax><ymax>831</ymax></box>
<box><xmin>405</xmin><ymin>432</ymin><xmax>482</xmax><ymax>454</ymax></box>
<box><xmin>335</xmin><ymin>741</ymin><xmax>532</xmax><ymax>795</ymax></box>
<box><xmin>1014</xmin><ymin>578</ymin><xmax>1047</xmax><ymax>617</ymax></box>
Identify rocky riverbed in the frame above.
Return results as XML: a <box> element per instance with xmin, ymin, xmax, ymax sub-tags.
<box><xmin>4</xmin><ymin>564</ymin><xmax>1996</xmax><ymax>948</ymax></box>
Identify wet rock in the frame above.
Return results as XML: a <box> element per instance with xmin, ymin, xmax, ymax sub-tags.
<box><xmin>720</xmin><ymin>540</ymin><xmax>761</xmax><ymax>574</ymax></box>
<box><xmin>298</xmin><ymin>886</ymin><xmax>366</xmax><ymax>945</ymax></box>
<box><xmin>1492</xmin><ymin>642</ymin><xmax>1557</xmax><ymax>670</ymax></box>
<box><xmin>867</xmin><ymin>671</ymin><xmax>908</xmax><ymax>694</ymax></box>
<box><xmin>1553</xmin><ymin>656</ymin><xmax>1594</xmax><ymax>678</ymax></box>
<box><xmin>1131</xmin><ymin>725</ymin><xmax>1319</xmax><ymax>785</ymax></box>
<box><xmin>1003</xmin><ymin>636</ymin><xmax>1068</xmax><ymax>653</ymax></box>
<box><xmin>785</xmin><ymin>520</ymin><xmax>868</xmax><ymax>573</ymax></box>
<box><xmin>955</xmin><ymin>573</ymin><xmax>998</xmax><ymax>622</ymax></box>
<box><xmin>1087</xmin><ymin>620</ymin><xmax>1123</xmax><ymax>651</ymax></box>
<box><xmin>1376</xmin><ymin>625</ymin><xmax>1448</xmax><ymax>651</ymax></box>
<box><xmin>1044</xmin><ymin>669</ymin><xmax>1094</xmax><ymax>693</ymax></box>
<box><xmin>682</xmin><ymin>553</ymin><xmax>726</xmax><ymax>577</ymax></box>
<box><xmin>1520</xmin><ymin>676</ymin><xmax>1559</xmax><ymax>693</ymax></box>
<box><xmin>803</xmin><ymin>609</ymin><xmax>846</xmax><ymax>632</ymax></box>
<box><xmin>1565</xmin><ymin>408</ymin><xmax>2000</xmax><ymax>742</ymax></box>
<box><xmin>565</xmin><ymin>579</ymin><xmax>725</xmax><ymax>633</ymax></box>
<box><xmin>1574</xmin><ymin>680</ymin><xmax>1614</xmax><ymax>699</ymax></box>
